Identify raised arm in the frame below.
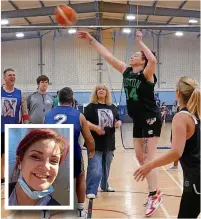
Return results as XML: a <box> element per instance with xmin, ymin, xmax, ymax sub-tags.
<box><xmin>136</xmin><ymin>31</ymin><xmax>157</xmax><ymax>82</ymax></box>
<box><xmin>77</xmin><ymin>31</ymin><xmax>128</xmax><ymax>74</ymax></box>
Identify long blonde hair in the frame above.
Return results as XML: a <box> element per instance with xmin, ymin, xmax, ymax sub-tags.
<box><xmin>90</xmin><ymin>84</ymin><xmax>112</xmax><ymax>105</ymax></box>
<box><xmin>177</xmin><ymin>76</ymin><xmax>200</xmax><ymax>119</ymax></box>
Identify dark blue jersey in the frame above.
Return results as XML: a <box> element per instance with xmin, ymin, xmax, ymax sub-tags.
<box><xmin>44</xmin><ymin>106</ymin><xmax>82</xmax><ymax>159</ymax></box>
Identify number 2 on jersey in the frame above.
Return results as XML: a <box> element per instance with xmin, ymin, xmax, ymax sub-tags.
<box><xmin>54</xmin><ymin>114</ymin><xmax>67</xmax><ymax>124</ymax></box>
<box><xmin>125</xmin><ymin>88</ymin><xmax>138</xmax><ymax>101</ymax></box>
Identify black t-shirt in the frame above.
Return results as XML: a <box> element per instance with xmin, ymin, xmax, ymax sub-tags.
<box><xmin>123</xmin><ymin>67</ymin><xmax>160</xmax><ymax>121</ymax></box>
<box><xmin>84</xmin><ymin>103</ymin><xmax>119</xmax><ymax>152</ymax></box>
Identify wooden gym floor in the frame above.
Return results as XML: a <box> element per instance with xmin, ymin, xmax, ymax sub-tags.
<box><xmin>2</xmin><ymin>123</ymin><xmax>199</xmax><ymax>219</ymax></box>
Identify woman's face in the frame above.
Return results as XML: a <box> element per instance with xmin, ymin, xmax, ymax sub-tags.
<box><xmin>97</xmin><ymin>87</ymin><xmax>107</xmax><ymax>99</ymax></box>
<box><xmin>101</xmin><ymin>111</ymin><xmax>107</xmax><ymax>118</ymax></box>
<box><xmin>20</xmin><ymin>139</ymin><xmax>61</xmax><ymax>191</ymax></box>
<box><xmin>130</xmin><ymin>52</ymin><xmax>144</xmax><ymax>66</ymax></box>
<box><xmin>4</xmin><ymin>100</ymin><xmax>9</xmax><ymax>107</ymax></box>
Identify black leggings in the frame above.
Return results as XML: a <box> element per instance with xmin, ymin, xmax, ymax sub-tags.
<box><xmin>178</xmin><ymin>179</ymin><xmax>200</xmax><ymax>218</ymax></box>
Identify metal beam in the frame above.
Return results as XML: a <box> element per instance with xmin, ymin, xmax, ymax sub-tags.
<box><xmin>39</xmin><ymin>37</ymin><xmax>44</xmax><ymax>75</ymax></box>
<box><xmin>145</xmin><ymin>1</ymin><xmax>157</xmax><ymax>23</ymax></box>
<box><xmin>102</xmin><ymin>2</ymin><xmax>199</xmax><ymax>18</ymax></box>
<box><xmin>166</xmin><ymin>0</ymin><xmax>188</xmax><ymax>25</ymax></box>
<box><xmin>5</xmin><ymin>20</ymin><xmax>200</xmax><ymax>27</ymax></box>
<box><xmin>1</xmin><ymin>35</ymin><xmax>40</xmax><ymax>42</ymax></box>
<box><xmin>2</xmin><ymin>2</ymin><xmax>96</xmax><ymax>19</ymax></box>
<box><xmin>9</xmin><ymin>0</ymin><xmax>32</xmax><ymax>25</ymax></box>
<box><xmin>39</xmin><ymin>1</ymin><xmax>45</xmax><ymax>7</ymax></box>
<box><xmin>179</xmin><ymin>0</ymin><xmax>188</xmax><ymax>9</ymax></box>
<box><xmin>153</xmin><ymin>0</ymin><xmax>158</xmax><ymax>15</ymax></box>
<box><xmin>8</xmin><ymin>0</ymin><xmax>42</xmax><ymax>37</ymax></box>
<box><xmin>2</xmin><ymin>2</ymin><xmax>200</xmax><ymax>19</ymax></box>
<box><xmin>39</xmin><ymin>0</ymin><xmax>54</xmax><ymax>23</ymax></box>
<box><xmin>161</xmin><ymin>0</ymin><xmax>188</xmax><ymax>35</ymax></box>
<box><xmin>2</xmin><ymin>20</ymin><xmax>199</xmax><ymax>33</ymax></box>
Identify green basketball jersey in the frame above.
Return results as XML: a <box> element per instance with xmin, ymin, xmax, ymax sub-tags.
<box><xmin>123</xmin><ymin>67</ymin><xmax>160</xmax><ymax>121</ymax></box>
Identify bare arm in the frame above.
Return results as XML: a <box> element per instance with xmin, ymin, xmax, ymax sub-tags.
<box><xmin>77</xmin><ymin>31</ymin><xmax>128</xmax><ymax>74</ymax></box>
<box><xmin>87</xmin><ymin>121</ymin><xmax>98</xmax><ymax>132</ymax></box>
<box><xmin>80</xmin><ymin>114</ymin><xmax>95</xmax><ymax>158</ymax></box>
<box><xmin>21</xmin><ymin>93</ymin><xmax>29</xmax><ymax>124</ymax></box>
<box><xmin>136</xmin><ymin>31</ymin><xmax>157</xmax><ymax>82</ymax></box>
<box><xmin>87</xmin><ymin>121</ymin><xmax>105</xmax><ymax>135</ymax></box>
<box><xmin>150</xmin><ymin>115</ymin><xmax>186</xmax><ymax>167</ymax></box>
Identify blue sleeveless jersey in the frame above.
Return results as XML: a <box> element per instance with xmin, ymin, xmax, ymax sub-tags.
<box><xmin>1</xmin><ymin>87</ymin><xmax>22</xmax><ymax>132</ymax></box>
<box><xmin>44</xmin><ymin>106</ymin><xmax>82</xmax><ymax>159</ymax></box>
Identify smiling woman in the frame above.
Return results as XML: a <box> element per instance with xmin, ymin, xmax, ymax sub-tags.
<box><xmin>8</xmin><ymin>128</ymin><xmax>69</xmax><ymax>206</ymax></box>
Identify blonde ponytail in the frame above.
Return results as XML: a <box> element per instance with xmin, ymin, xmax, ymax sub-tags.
<box><xmin>187</xmin><ymin>87</ymin><xmax>200</xmax><ymax>120</ymax></box>
<box><xmin>177</xmin><ymin>76</ymin><xmax>200</xmax><ymax>120</ymax></box>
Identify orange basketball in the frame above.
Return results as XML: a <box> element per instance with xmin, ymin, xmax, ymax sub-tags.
<box><xmin>54</xmin><ymin>5</ymin><xmax>78</xmax><ymax>26</ymax></box>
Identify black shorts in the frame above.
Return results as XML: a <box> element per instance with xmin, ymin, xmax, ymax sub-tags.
<box><xmin>133</xmin><ymin>117</ymin><xmax>162</xmax><ymax>138</ymax></box>
<box><xmin>74</xmin><ymin>153</ymin><xmax>84</xmax><ymax>178</ymax></box>
<box><xmin>1</xmin><ymin>133</ymin><xmax>5</xmax><ymax>156</ymax></box>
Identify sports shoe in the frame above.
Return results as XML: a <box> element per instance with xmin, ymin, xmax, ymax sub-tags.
<box><xmin>143</xmin><ymin>189</ymin><xmax>163</xmax><ymax>207</ymax></box>
<box><xmin>101</xmin><ymin>186</ymin><xmax>115</xmax><ymax>192</ymax></box>
<box><xmin>76</xmin><ymin>208</ymin><xmax>86</xmax><ymax>217</ymax></box>
<box><xmin>167</xmin><ymin>165</ymin><xmax>178</xmax><ymax>171</ymax></box>
<box><xmin>1</xmin><ymin>178</ymin><xmax>5</xmax><ymax>185</ymax></box>
<box><xmin>86</xmin><ymin>194</ymin><xmax>96</xmax><ymax>199</ymax></box>
<box><xmin>145</xmin><ymin>194</ymin><xmax>162</xmax><ymax>217</ymax></box>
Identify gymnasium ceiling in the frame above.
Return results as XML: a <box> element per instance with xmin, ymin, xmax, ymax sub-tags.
<box><xmin>1</xmin><ymin>0</ymin><xmax>200</xmax><ymax>41</ymax></box>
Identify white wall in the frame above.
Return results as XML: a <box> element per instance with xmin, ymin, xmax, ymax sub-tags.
<box><xmin>1</xmin><ymin>39</ymin><xmax>40</xmax><ymax>91</ymax></box>
<box><xmin>159</xmin><ymin>33</ymin><xmax>200</xmax><ymax>89</ymax></box>
<box><xmin>1</xmin><ymin>31</ymin><xmax>200</xmax><ymax>92</ymax></box>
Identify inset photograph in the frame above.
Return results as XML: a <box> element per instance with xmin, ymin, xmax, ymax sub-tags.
<box><xmin>4</xmin><ymin>124</ymin><xmax>74</xmax><ymax>210</ymax></box>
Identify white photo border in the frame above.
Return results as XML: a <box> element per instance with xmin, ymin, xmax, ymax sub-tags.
<box><xmin>5</xmin><ymin>124</ymin><xmax>74</xmax><ymax>210</ymax></box>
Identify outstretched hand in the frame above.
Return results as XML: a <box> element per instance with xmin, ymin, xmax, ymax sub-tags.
<box><xmin>136</xmin><ymin>30</ymin><xmax>143</xmax><ymax>42</ymax></box>
<box><xmin>134</xmin><ymin>162</ymin><xmax>153</xmax><ymax>181</ymax></box>
<box><xmin>77</xmin><ymin>31</ymin><xmax>93</xmax><ymax>42</ymax></box>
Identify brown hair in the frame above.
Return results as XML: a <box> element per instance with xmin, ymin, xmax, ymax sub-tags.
<box><xmin>140</xmin><ymin>51</ymin><xmax>156</xmax><ymax>68</ymax></box>
<box><xmin>36</xmin><ymin>75</ymin><xmax>49</xmax><ymax>85</ymax></box>
<box><xmin>3</xmin><ymin>68</ymin><xmax>15</xmax><ymax>75</ymax></box>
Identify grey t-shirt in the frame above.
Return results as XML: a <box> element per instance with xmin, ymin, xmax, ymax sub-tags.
<box><xmin>27</xmin><ymin>91</ymin><xmax>54</xmax><ymax>124</ymax></box>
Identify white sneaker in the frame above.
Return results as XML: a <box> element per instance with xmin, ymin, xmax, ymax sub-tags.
<box><xmin>145</xmin><ymin>194</ymin><xmax>162</xmax><ymax>217</ymax></box>
<box><xmin>86</xmin><ymin>194</ymin><xmax>96</xmax><ymax>199</ymax></box>
<box><xmin>167</xmin><ymin>165</ymin><xmax>178</xmax><ymax>171</ymax></box>
<box><xmin>76</xmin><ymin>208</ymin><xmax>86</xmax><ymax>217</ymax></box>
<box><xmin>144</xmin><ymin>189</ymin><xmax>163</xmax><ymax>207</ymax></box>
<box><xmin>143</xmin><ymin>196</ymin><xmax>149</xmax><ymax>207</ymax></box>
<box><xmin>101</xmin><ymin>186</ymin><xmax>115</xmax><ymax>192</ymax></box>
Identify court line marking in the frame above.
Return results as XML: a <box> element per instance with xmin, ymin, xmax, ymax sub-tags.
<box><xmin>133</xmin><ymin>156</ymin><xmax>171</xmax><ymax>219</ymax></box>
<box><xmin>161</xmin><ymin>166</ymin><xmax>183</xmax><ymax>191</ymax></box>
